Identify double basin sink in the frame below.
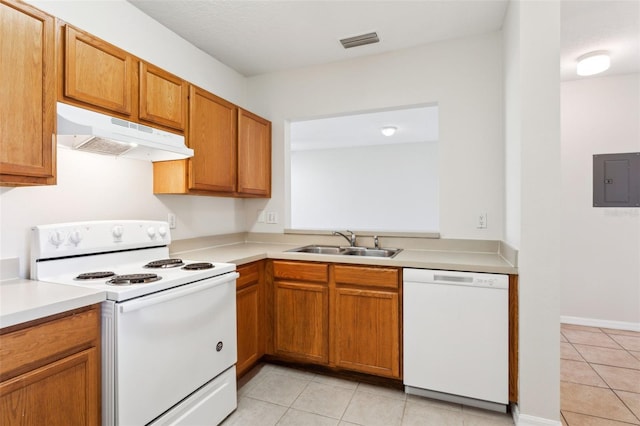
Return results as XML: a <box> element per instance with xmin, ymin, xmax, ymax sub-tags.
<box><xmin>287</xmin><ymin>245</ymin><xmax>402</xmax><ymax>258</ymax></box>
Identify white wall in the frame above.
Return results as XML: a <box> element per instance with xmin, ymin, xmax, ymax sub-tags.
<box><xmin>291</xmin><ymin>142</ymin><xmax>439</xmax><ymax>232</ymax></box>
<box><xmin>503</xmin><ymin>1</ymin><xmax>561</xmax><ymax>424</ymax></box>
<box><xmin>245</xmin><ymin>32</ymin><xmax>505</xmax><ymax>240</ymax></box>
<box><xmin>27</xmin><ymin>0</ymin><xmax>246</xmax><ymax>104</ymax></box>
<box><xmin>561</xmin><ymin>73</ymin><xmax>640</xmax><ymax>329</ymax></box>
<box><xmin>1</xmin><ymin>1</ymin><xmax>248</xmax><ymax>277</ymax></box>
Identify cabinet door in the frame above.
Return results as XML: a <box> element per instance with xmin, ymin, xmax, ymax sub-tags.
<box><xmin>237</xmin><ymin>108</ymin><xmax>271</xmax><ymax>197</ymax></box>
<box><xmin>0</xmin><ymin>0</ymin><xmax>55</xmax><ymax>186</ymax></box>
<box><xmin>139</xmin><ymin>62</ymin><xmax>187</xmax><ymax>131</ymax></box>
<box><xmin>0</xmin><ymin>348</ymin><xmax>99</xmax><ymax>425</ymax></box>
<box><xmin>333</xmin><ymin>287</ymin><xmax>400</xmax><ymax>378</ymax></box>
<box><xmin>63</xmin><ymin>25</ymin><xmax>135</xmax><ymax>115</ymax></box>
<box><xmin>188</xmin><ymin>86</ymin><xmax>237</xmax><ymax>192</ymax></box>
<box><xmin>274</xmin><ymin>281</ymin><xmax>328</xmax><ymax>363</ymax></box>
<box><xmin>236</xmin><ymin>262</ymin><xmax>264</xmax><ymax>377</ymax></box>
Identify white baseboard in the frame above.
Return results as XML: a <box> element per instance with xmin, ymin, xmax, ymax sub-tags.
<box><xmin>511</xmin><ymin>404</ymin><xmax>562</xmax><ymax>426</ymax></box>
<box><xmin>561</xmin><ymin>315</ymin><xmax>640</xmax><ymax>332</ymax></box>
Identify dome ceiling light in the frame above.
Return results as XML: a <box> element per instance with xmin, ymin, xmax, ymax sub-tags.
<box><xmin>381</xmin><ymin>126</ymin><xmax>397</xmax><ymax>136</ymax></box>
<box><xmin>576</xmin><ymin>51</ymin><xmax>610</xmax><ymax>76</ymax></box>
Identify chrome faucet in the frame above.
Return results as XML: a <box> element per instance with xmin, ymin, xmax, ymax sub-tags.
<box><xmin>333</xmin><ymin>230</ymin><xmax>356</xmax><ymax>247</ymax></box>
<box><xmin>373</xmin><ymin>235</ymin><xmax>380</xmax><ymax>249</ymax></box>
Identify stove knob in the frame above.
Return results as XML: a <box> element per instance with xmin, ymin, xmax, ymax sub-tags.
<box><xmin>48</xmin><ymin>230</ymin><xmax>65</xmax><ymax>248</ymax></box>
<box><xmin>147</xmin><ymin>226</ymin><xmax>157</xmax><ymax>239</ymax></box>
<box><xmin>69</xmin><ymin>229</ymin><xmax>83</xmax><ymax>246</ymax></box>
<box><xmin>112</xmin><ymin>225</ymin><xmax>124</xmax><ymax>241</ymax></box>
<box><xmin>158</xmin><ymin>226</ymin><xmax>167</xmax><ymax>238</ymax></box>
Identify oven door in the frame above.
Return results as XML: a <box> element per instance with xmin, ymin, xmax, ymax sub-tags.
<box><xmin>113</xmin><ymin>272</ymin><xmax>238</xmax><ymax>425</ymax></box>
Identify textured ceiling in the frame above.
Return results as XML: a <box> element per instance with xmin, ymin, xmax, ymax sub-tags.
<box><xmin>128</xmin><ymin>0</ymin><xmax>509</xmax><ymax>77</ymax></box>
<box><xmin>128</xmin><ymin>0</ymin><xmax>639</xmax><ymax>80</ymax></box>
<box><xmin>125</xmin><ymin>0</ymin><xmax>638</xmax><ymax>150</ymax></box>
<box><xmin>561</xmin><ymin>0</ymin><xmax>640</xmax><ymax>81</ymax></box>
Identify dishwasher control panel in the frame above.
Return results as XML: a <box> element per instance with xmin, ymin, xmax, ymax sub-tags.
<box><xmin>404</xmin><ymin>268</ymin><xmax>508</xmax><ymax>289</ymax></box>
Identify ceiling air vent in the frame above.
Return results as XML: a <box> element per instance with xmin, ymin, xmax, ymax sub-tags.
<box><xmin>340</xmin><ymin>32</ymin><xmax>379</xmax><ymax>49</ymax></box>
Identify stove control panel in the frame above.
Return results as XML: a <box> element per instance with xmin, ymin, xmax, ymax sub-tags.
<box><xmin>32</xmin><ymin>220</ymin><xmax>172</xmax><ymax>259</ymax></box>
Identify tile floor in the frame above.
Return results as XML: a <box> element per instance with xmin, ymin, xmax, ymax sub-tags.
<box><xmin>222</xmin><ymin>363</ymin><xmax>514</xmax><ymax>426</ymax></box>
<box><xmin>222</xmin><ymin>323</ymin><xmax>640</xmax><ymax>425</ymax></box>
<box><xmin>561</xmin><ymin>323</ymin><xmax>640</xmax><ymax>425</ymax></box>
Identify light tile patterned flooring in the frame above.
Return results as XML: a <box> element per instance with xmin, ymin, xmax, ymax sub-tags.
<box><xmin>222</xmin><ymin>363</ymin><xmax>514</xmax><ymax>426</ymax></box>
<box><xmin>561</xmin><ymin>324</ymin><xmax>640</xmax><ymax>426</ymax></box>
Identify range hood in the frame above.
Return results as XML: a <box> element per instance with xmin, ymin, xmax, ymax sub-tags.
<box><xmin>56</xmin><ymin>102</ymin><xmax>193</xmax><ymax>162</ymax></box>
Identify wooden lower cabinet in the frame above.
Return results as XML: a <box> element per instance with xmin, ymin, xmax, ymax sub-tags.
<box><xmin>0</xmin><ymin>348</ymin><xmax>98</xmax><ymax>425</ymax></box>
<box><xmin>0</xmin><ymin>305</ymin><xmax>100</xmax><ymax>426</ymax></box>
<box><xmin>332</xmin><ymin>265</ymin><xmax>401</xmax><ymax>379</ymax></box>
<box><xmin>271</xmin><ymin>261</ymin><xmax>329</xmax><ymax>364</ymax></box>
<box><xmin>236</xmin><ymin>261</ymin><xmax>265</xmax><ymax>377</ymax></box>
<box><xmin>268</xmin><ymin>261</ymin><xmax>400</xmax><ymax>378</ymax></box>
<box><xmin>273</xmin><ymin>281</ymin><xmax>329</xmax><ymax>363</ymax></box>
<box><xmin>332</xmin><ymin>287</ymin><xmax>400</xmax><ymax>378</ymax></box>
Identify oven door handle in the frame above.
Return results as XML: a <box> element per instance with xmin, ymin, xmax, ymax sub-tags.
<box><xmin>119</xmin><ymin>272</ymin><xmax>239</xmax><ymax>314</ymax></box>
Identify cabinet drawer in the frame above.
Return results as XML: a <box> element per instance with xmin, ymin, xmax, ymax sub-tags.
<box><xmin>237</xmin><ymin>262</ymin><xmax>260</xmax><ymax>290</ymax></box>
<box><xmin>334</xmin><ymin>265</ymin><xmax>399</xmax><ymax>289</ymax></box>
<box><xmin>0</xmin><ymin>306</ymin><xmax>99</xmax><ymax>380</ymax></box>
<box><xmin>273</xmin><ymin>261</ymin><xmax>328</xmax><ymax>283</ymax></box>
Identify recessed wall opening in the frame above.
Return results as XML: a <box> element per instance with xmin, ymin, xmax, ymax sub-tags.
<box><xmin>289</xmin><ymin>104</ymin><xmax>439</xmax><ymax>232</ymax></box>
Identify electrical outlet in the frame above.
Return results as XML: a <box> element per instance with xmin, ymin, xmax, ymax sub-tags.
<box><xmin>266</xmin><ymin>211</ymin><xmax>278</xmax><ymax>224</ymax></box>
<box><xmin>168</xmin><ymin>213</ymin><xmax>177</xmax><ymax>229</ymax></box>
<box><xmin>477</xmin><ymin>213</ymin><xmax>487</xmax><ymax>229</ymax></box>
<box><xmin>257</xmin><ymin>209</ymin><xmax>265</xmax><ymax>223</ymax></box>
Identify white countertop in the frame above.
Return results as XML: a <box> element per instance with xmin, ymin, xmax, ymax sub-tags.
<box><xmin>0</xmin><ymin>279</ymin><xmax>105</xmax><ymax>329</ymax></box>
<box><xmin>174</xmin><ymin>242</ymin><xmax>518</xmax><ymax>275</ymax></box>
<box><xmin>1</xmin><ymin>239</ymin><xmax>515</xmax><ymax>329</ymax></box>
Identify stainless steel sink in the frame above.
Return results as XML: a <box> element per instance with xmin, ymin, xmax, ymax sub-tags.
<box><xmin>342</xmin><ymin>247</ymin><xmax>402</xmax><ymax>258</ymax></box>
<box><xmin>287</xmin><ymin>245</ymin><xmax>402</xmax><ymax>258</ymax></box>
<box><xmin>288</xmin><ymin>245</ymin><xmax>345</xmax><ymax>255</ymax></box>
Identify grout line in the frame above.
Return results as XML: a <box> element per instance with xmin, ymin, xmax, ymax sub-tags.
<box><xmin>561</xmin><ymin>410</ymin><xmax>640</xmax><ymax>426</ymax></box>
<box><xmin>563</xmin><ymin>340</ymin><xmax>624</xmax><ymax>350</ymax></box>
<box><xmin>612</xmin><ymin>389</ymin><xmax>640</xmax><ymax>425</ymax></box>
<box><xmin>561</xmin><ymin>325</ymin><xmax>640</xmax><ymax>426</ymax></box>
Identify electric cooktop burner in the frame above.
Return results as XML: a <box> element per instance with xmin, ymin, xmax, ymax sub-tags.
<box><xmin>107</xmin><ymin>273</ymin><xmax>162</xmax><ymax>286</ymax></box>
<box><xmin>144</xmin><ymin>258</ymin><xmax>184</xmax><ymax>269</ymax></box>
<box><xmin>75</xmin><ymin>271</ymin><xmax>116</xmax><ymax>280</ymax></box>
<box><xmin>182</xmin><ymin>262</ymin><xmax>215</xmax><ymax>271</ymax></box>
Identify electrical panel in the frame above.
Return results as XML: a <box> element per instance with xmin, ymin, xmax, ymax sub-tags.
<box><xmin>593</xmin><ymin>152</ymin><xmax>640</xmax><ymax>207</ymax></box>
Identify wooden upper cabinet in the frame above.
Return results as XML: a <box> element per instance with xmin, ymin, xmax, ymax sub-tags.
<box><xmin>0</xmin><ymin>0</ymin><xmax>56</xmax><ymax>186</ymax></box>
<box><xmin>139</xmin><ymin>62</ymin><xmax>187</xmax><ymax>131</ymax></box>
<box><xmin>188</xmin><ymin>85</ymin><xmax>237</xmax><ymax>192</ymax></box>
<box><xmin>238</xmin><ymin>108</ymin><xmax>271</xmax><ymax>197</ymax></box>
<box><xmin>61</xmin><ymin>25</ymin><xmax>136</xmax><ymax>116</ymax></box>
<box><xmin>153</xmin><ymin>85</ymin><xmax>272</xmax><ymax>198</ymax></box>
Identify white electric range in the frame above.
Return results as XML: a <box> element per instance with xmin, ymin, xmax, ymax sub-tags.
<box><xmin>31</xmin><ymin>220</ymin><xmax>238</xmax><ymax>426</ymax></box>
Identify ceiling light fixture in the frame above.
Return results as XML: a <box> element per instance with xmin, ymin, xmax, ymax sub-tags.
<box><xmin>576</xmin><ymin>51</ymin><xmax>610</xmax><ymax>76</ymax></box>
<box><xmin>381</xmin><ymin>126</ymin><xmax>397</xmax><ymax>136</ymax></box>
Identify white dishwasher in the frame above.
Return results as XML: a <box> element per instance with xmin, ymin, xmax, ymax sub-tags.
<box><xmin>403</xmin><ymin>268</ymin><xmax>509</xmax><ymax>412</ymax></box>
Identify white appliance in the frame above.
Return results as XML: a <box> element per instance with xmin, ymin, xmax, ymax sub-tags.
<box><xmin>57</xmin><ymin>102</ymin><xmax>194</xmax><ymax>161</ymax></box>
<box><xmin>403</xmin><ymin>268</ymin><xmax>509</xmax><ymax>412</ymax></box>
<box><xmin>31</xmin><ymin>220</ymin><xmax>238</xmax><ymax>426</ymax></box>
